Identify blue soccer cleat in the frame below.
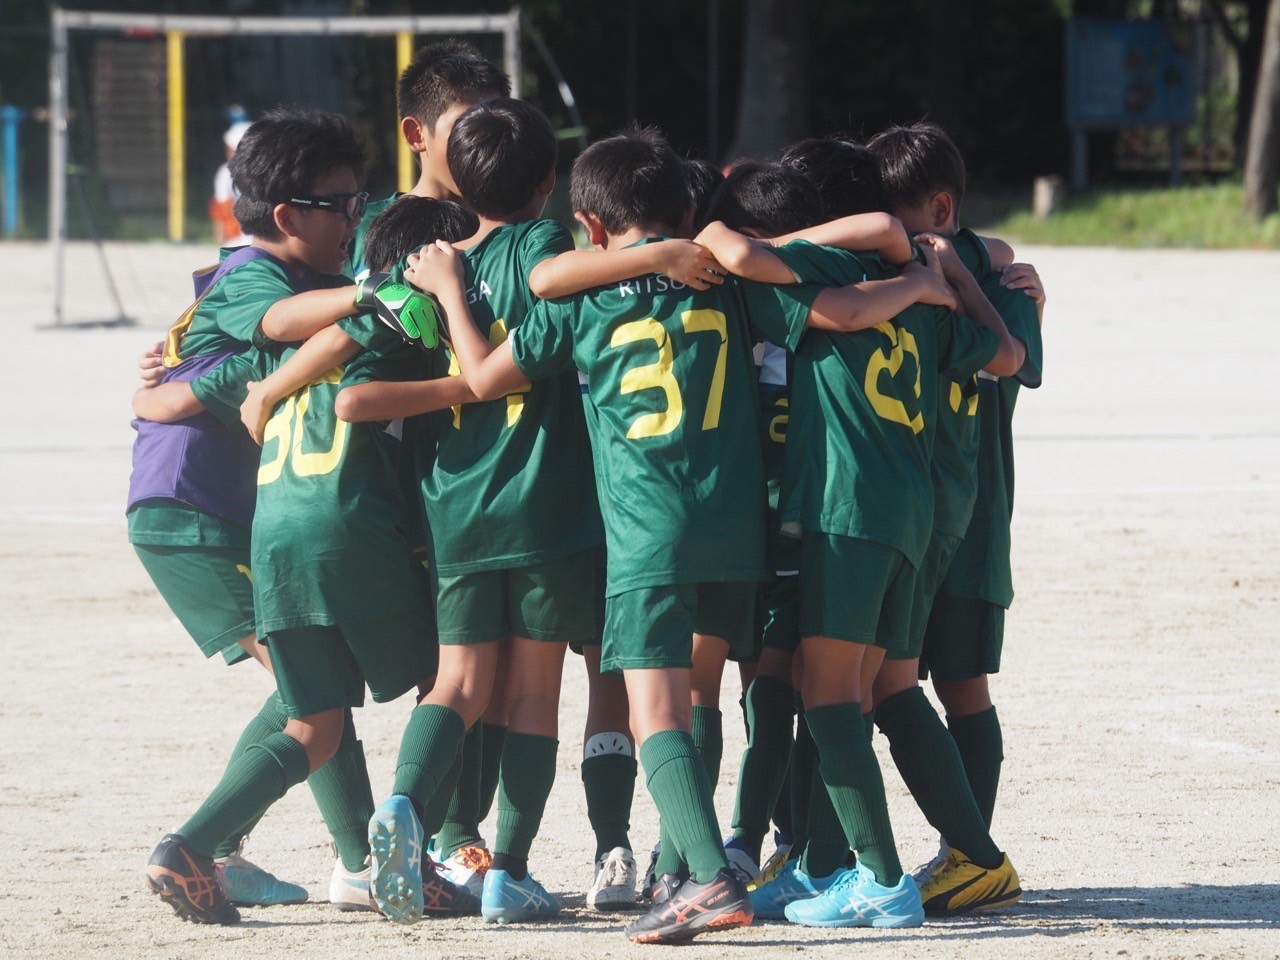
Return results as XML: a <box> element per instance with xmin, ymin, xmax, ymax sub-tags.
<box><xmin>749</xmin><ymin>862</ymin><xmax>839</xmax><ymax>920</ymax></box>
<box><xmin>368</xmin><ymin>795</ymin><xmax>425</xmax><ymax>924</ymax></box>
<box><xmin>214</xmin><ymin>844</ymin><xmax>309</xmax><ymax>907</ymax></box>
<box><xmin>783</xmin><ymin>861</ymin><xmax>924</xmax><ymax>928</ymax></box>
<box><xmin>481</xmin><ymin>868</ymin><xmax>561</xmax><ymax>924</ymax></box>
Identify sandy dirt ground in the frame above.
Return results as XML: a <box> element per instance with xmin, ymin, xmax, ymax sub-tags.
<box><xmin>0</xmin><ymin>241</ymin><xmax>1276</xmax><ymax>959</ymax></box>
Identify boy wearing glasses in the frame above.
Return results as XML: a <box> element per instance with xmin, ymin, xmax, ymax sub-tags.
<box><xmin>132</xmin><ymin>108</ymin><xmax>411</xmax><ymax>925</ymax></box>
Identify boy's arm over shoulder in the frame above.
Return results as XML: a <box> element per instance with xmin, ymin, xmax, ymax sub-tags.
<box><xmin>407</xmin><ymin>241</ymin><xmax>531</xmax><ymax>401</ymax></box>
<box><xmin>241</xmin><ymin>324</ymin><xmax>362</xmax><ymax>444</ymax></box>
<box><xmin>918</xmin><ymin>234</ymin><xmax>1024</xmax><ymax>377</ymax></box>
<box><xmin>259</xmin><ymin>277</ymin><xmax>360</xmax><ymax>343</ymax></box>
<box><xmin>694</xmin><ymin>222</ymin><xmax>795</xmax><ymax>285</ymax></box>
<box><xmin>529</xmin><ymin>234</ymin><xmax>724</xmax><ymax>298</ymax></box>
<box><xmin>773</xmin><ymin>212</ymin><xmax>913</xmax><ymax>266</ymax></box>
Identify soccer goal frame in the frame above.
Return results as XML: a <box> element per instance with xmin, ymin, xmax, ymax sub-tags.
<box><xmin>47</xmin><ymin>5</ymin><xmax>521</xmax><ymax>325</ymax></box>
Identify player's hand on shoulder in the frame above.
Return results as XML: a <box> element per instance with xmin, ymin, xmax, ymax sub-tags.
<box><xmin>138</xmin><ymin>341</ymin><xmax>165</xmax><ymax>387</ymax></box>
<box><xmin>903</xmin><ymin>247</ymin><xmax>958</xmax><ymax>311</ymax></box>
<box><xmin>913</xmin><ymin>232</ymin><xmax>966</xmax><ymax>285</ymax></box>
<box><xmin>1000</xmin><ymin>262</ymin><xmax>1046</xmax><ymax>306</ymax></box>
<box><xmin>657</xmin><ymin>238</ymin><xmax>724</xmax><ymax>291</ymax></box>
<box><xmin>405</xmin><ymin>240</ymin><xmax>464</xmax><ymax>298</ymax></box>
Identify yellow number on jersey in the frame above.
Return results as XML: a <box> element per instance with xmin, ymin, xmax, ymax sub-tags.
<box><xmin>257</xmin><ymin>369</ymin><xmax>348</xmax><ymax>485</ymax></box>
<box><xmin>865</xmin><ymin>321</ymin><xmax>924</xmax><ymax>434</ymax></box>
<box><xmin>612</xmin><ymin>318</ymin><xmax>683</xmax><ymax>439</ymax></box>
<box><xmin>448</xmin><ymin>318</ymin><xmax>530</xmax><ymax>429</ymax></box>
<box><xmin>610</xmin><ymin>310</ymin><xmax>729</xmax><ymax>440</ymax></box>
<box><xmin>949</xmin><ymin>378</ymin><xmax>979</xmax><ymax>416</ymax></box>
<box><xmin>769</xmin><ymin>396</ymin><xmax>789</xmax><ymax>443</ymax></box>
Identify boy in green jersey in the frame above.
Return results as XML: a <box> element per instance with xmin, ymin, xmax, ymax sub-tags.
<box><xmin>866</xmin><ymin>122</ymin><xmax>1044</xmax><ymax>912</ymax></box>
<box><xmin>693</xmin><ymin>150</ymin><xmax>1025</xmax><ymax>927</ymax></box>
<box><xmin>132</xmin><ymin>111</ymin><xmax>477</xmax><ymax>928</ymax></box>
<box><xmin>129</xmin><ymin>109</ymin><xmax>396</xmax><ymax>920</ymax></box>
<box><xmin>360</xmin><ymin>99</ymin><xmax>724</xmax><ymax>927</ymax></box>
<box><xmin>349</xmin><ymin>40</ymin><xmax>511</xmax><ymax>274</ymax></box>
<box><xmin>711</xmin><ymin>153</ymin><xmax>892</xmax><ymax>887</ymax></box>
<box><xmin>408</xmin><ymin>126</ymin><xmax>955</xmax><ymax>943</ymax></box>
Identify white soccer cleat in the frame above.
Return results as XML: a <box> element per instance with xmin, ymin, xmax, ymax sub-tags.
<box><xmin>586</xmin><ymin>846</ymin><xmax>638</xmax><ymax>910</ymax></box>
<box><xmin>329</xmin><ymin>854</ymin><xmax>375</xmax><ymax>912</ymax></box>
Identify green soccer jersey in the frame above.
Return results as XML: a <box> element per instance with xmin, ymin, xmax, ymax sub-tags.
<box><xmin>176</xmin><ymin>253</ymin><xmax>333</xmax><ymax>359</ymax></box>
<box><xmin>508</xmin><ymin>238</ymin><xmax>819</xmax><ymax>595</ymax></box>
<box><xmin>349</xmin><ymin>192</ymin><xmax>400</xmax><ymax>278</ymax></box>
<box><xmin>941</xmin><ymin>273</ymin><xmax>1043</xmax><ymax>608</ymax></box>
<box><xmin>928</xmin><ymin>228</ymin><xmax>996</xmax><ymax>539</ymax></box>
<box><xmin>772</xmin><ymin>240</ymin><xmax>999</xmax><ymax>569</ymax></box>
<box><xmin>191</xmin><ymin>325</ymin><xmax>429</xmax><ymax>633</ymax></box>
<box><xmin>424</xmin><ymin>218</ymin><xmax>602</xmax><ymax>576</ymax></box>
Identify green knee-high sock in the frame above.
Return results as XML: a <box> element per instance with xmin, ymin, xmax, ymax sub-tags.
<box><xmin>421</xmin><ymin>738</ymin><xmax>464</xmax><ymax>839</ymax></box>
<box><xmin>435</xmin><ymin>723</ymin><xmax>483</xmax><ymax>858</ymax></box>
<box><xmin>947</xmin><ymin>706</ymin><xmax>1003</xmax><ymax>829</ymax></box>
<box><xmin>307</xmin><ymin>709</ymin><xmax>375</xmax><ymax>872</ymax></box>
<box><xmin>731</xmin><ymin>676</ymin><xmax>796</xmax><ymax>859</ymax></box>
<box><xmin>876</xmin><ymin>688</ymin><xmax>1001</xmax><ymax>868</ymax></box>
<box><xmin>212</xmin><ymin>693</ymin><xmax>289</xmax><ymax>859</ymax></box>
<box><xmin>789</xmin><ymin>707</ymin><xmax>816</xmax><ymax>856</ymax></box>
<box><xmin>494</xmin><ymin>733</ymin><xmax>559</xmax><ymax>869</ymax></box>
<box><xmin>477</xmin><ymin>723</ymin><xmax>507</xmax><ymax>823</ymax></box>
<box><xmin>181</xmin><ymin>732</ymin><xmax>311</xmax><ymax>858</ymax></box>
<box><xmin>640</xmin><ymin>730</ymin><xmax>728</xmax><ymax>884</ymax></box>
<box><xmin>391</xmin><ymin>704</ymin><xmax>467</xmax><ymax>821</ymax></box>
<box><xmin>805</xmin><ymin>702</ymin><xmax>903</xmax><ymax>885</ymax></box>
<box><xmin>691</xmin><ymin>705</ymin><xmax>724</xmax><ymax>788</ymax></box>
<box><xmin>656</xmin><ymin>705</ymin><xmax>724</xmax><ymax>876</ymax></box>
<box><xmin>582</xmin><ymin>751</ymin><xmax>637</xmax><ymax>860</ymax></box>
<box><xmin>863</xmin><ymin>709</ymin><xmax>876</xmax><ymax>741</ymax></box>
<box><xmin>799</xmin><ymin>760</ymin><xmax>848</xmax><ymax>878</ymax></box>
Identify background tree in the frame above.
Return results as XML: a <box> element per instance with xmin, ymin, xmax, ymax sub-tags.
<box><xmin>1242</xmin><ymin>0</ymin><xmax>1280</xmax><ymax>216</ymax></box>
<box><xmin>725</xmin><ymin>0</ymin><xmax>809</xmax><ymax>161</ymax></box>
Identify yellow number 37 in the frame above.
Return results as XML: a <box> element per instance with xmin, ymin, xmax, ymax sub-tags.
<box><xmin>610</xmin><ymin>309</ymin><xmax>728</xmax><ymax>440</ymax></box>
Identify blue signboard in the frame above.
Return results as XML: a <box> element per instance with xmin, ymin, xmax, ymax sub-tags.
<box><xmin>1067</xmin><ymin>19</ymin><xmax>1196</xmax><ymax>129</ymax></box>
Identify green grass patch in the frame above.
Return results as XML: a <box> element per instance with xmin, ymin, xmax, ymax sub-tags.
<box><xmin>969</xmin><ymin>183</ymin><xmax>1280</xmax><ymax>249</ymax></box>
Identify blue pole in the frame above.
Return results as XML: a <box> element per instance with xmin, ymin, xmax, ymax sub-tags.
<box><xmin>0</xmin><ymin>105</ymin><xmax>24</xmax><ymax>238</ymax></box>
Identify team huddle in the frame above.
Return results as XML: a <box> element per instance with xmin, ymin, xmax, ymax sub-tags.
<box><xmin>128</xmin><ymin>40</ymin><xmax>1045</xmax><ymax>945</ymax></box>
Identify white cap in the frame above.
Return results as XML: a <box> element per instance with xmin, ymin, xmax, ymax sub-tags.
<box><xmin>223</xmin><ymin>121</ymin><xmax>252</xmax><ymax>151</ymax></box>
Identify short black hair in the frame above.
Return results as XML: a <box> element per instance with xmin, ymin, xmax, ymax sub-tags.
<box><xmin>781</xmin><ymin>137</ymin><xmax>885</xmax><ymax>217</ymax></box>
<box><xmin>447</xmin><ymin>98</ymin><xmax>557</xmax><ymax>219</ymax></box>
<box><xmin>570</xmin><ymin>127</ymin><xmax>689</xmax><ymax>235</ymax></box>
<box><xmin>705</xmin><ymin>160</ymin><xmax>823</xmax><ymax>237</ymax></box>
<box><xmin>397</xmin><ymin>40</ymin><xmax>510</xmax><ymax>131</ymax></box>
<box><xmin>685</xmin><ymin>158</ymin><xmax>725</xmax><ymax>234</ymax></box>
<box><xmin>362</xmin><ymin>197</ymin><xmax>479</xmax><ymax>273</ymax></box>
<box><xmin>229</xmin><ymin>107</ymin><xmax>365</xmax><ymax>239</ymax></box>
<box><xmin>866</xmin><ymin>121</ymin><xmax>966</xmax><ymax>217</ymax></box>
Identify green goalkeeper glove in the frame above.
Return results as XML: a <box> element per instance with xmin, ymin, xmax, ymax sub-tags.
<box><xmin>355</xmin><ymin>272</ymin><xmax>442</xmax><ymax>349</ymax></box>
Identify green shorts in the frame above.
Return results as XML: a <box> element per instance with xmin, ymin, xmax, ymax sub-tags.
<box><xmin>761</xmin><ymin>573</ymin><xmax>801</xmax><ymax>653</ymax></box>
<box><xmin>265</xmin><ymin>609</ymin><xmax>439</xmax><ymax>718</ymax></box>
<box><xmin>133</xmin><ymin>544</ymin><xmax>255</xmax><ymax>665</ymax></box>
<box><xmin>436</xmin><ymin>548</ymin><xmax>596</xmax><ymax>646</ymax></box>
<box><xmin>918</xmin><ymin>592</ymin><xmax>1005</xmax><ymax>683</ymax></box>
<box><xmin>570</xmin><ymin>546</ymin><xmax>608</xmax><ymax>655</ymax></box>
<box><xmin>798</xmin><ymin>533</ymin><xmax>916</xmax><ymax>657</ymax></box>
<box><xmin>898</xmin><ymin>532</ymin><xmax>963</xmax><ymax>661</ymax></box>
<box><xmin>601</xmin><ymin>580</ymin><xmax>758</xmax><ymax>674</ymax></box>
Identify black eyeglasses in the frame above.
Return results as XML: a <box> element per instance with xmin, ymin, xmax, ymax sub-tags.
<box><xmin>286</xmin><ymin>191</ymin><xmax>369</xmax><ymax>220</ymax></box>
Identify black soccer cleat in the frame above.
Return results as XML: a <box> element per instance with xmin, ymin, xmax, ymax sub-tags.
<box><xmin>625</xmin><ymin>867</ymin><xmax>753</xmax><ymax>943</ymax></box>
<box><xmin>145</xmin><ymin>833</ymin><xmax>240</xmax><ymax>925</ymax></box>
